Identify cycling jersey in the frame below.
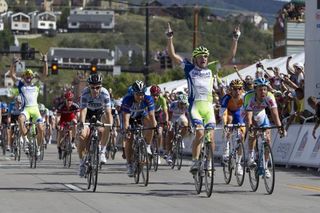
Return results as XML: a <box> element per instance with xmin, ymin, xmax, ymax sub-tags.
<box><xmin>121</xmin><ymin>94</ymin><xmax>155</xmax><ymax>119</ymax></box>
<box><xmin>244</xmin><ymin>91</ymin><xmax>277</xmax><ymax>127</ymax></box>
<box><xmin>154</xmin><ymin>95</ymin><xmax>168</xmax><ymax>113</ymax></box>
<box><xmin>181</xmin><ymin>59</ymin><xmax>215</xmax><ymax>127</ymax></box>
<box><xmin>16</xmin><ymin>80</ymin><xmax>40</xmax><ymax>108</ymax></box>
<box><xmin>220</xmin><ymin>94</ymin><xmax>245</xmax><ymax>124</ymax></box>
<box><xmin>57</xmin><ymin>102</ymin><xmax>80</xmax><ymax>123</ymax></box>
<box><xmin>15</xmin><ymin>80</ymin><xmax>42</xmax><ymax>122</ymax></box>
<box><xmin>169</xmin><ymin>101</ymin><xmax>189</xmax><ymax>127</ymax></box>
<box><xmin>8</xmin><ymin>102</ymin><xmax>21</xmax><ymax>116</ymax></box>
<box><xmin>80</xmin><ymin>87</ymin><xmax>111</xmax><ymax>121</ymax></box>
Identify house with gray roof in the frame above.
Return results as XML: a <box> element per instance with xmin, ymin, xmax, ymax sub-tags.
<box><xmin>29</xmin><ymin>11</ymin><xmax>57</xmax><ymax>33</ymax></box>
<box><xmin>67</xmin><ymin>9</ymin><xmax>115</xmax><ymax>31</ymax></box>
<box><xmin>48</xmin><ymin>47</ymin><xmax>115</xmax><ymax>67</ymax></box>
<box><xmin>10</xmin><ymin>12</ymin><xmax>30</xmax><ymax>33</ymax></box>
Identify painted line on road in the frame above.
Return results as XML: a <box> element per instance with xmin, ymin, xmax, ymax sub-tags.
<box><xmin>287</xmin><ymin>184</ymin><xmax>320</xmax><ymax>192</ymax></box>
<box><xmin>64</xmin><ymin>184</ymin><xmax>83</xmax><ymax>192</ymax></box>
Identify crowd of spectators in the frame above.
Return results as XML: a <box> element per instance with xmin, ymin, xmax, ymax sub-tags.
<box><xmin>158</xmin><ymin>56</ymin><xmax>313</xmax><ymax>131</ymax></box>
<box><xmin>277</xmin><ymin>2</ymin><xmax>305</xmax><ymax>27</ymax></box>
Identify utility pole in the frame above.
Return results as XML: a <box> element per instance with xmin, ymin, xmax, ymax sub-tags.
<box><xmin>145</xmin><ymin>2</ymin><xmax>150</xmax><ymax>85</ymax></box>
<box><xmin>193</xmin><ymin>5</ymin><xmax>200</xmax><ymax>50</ymax></box>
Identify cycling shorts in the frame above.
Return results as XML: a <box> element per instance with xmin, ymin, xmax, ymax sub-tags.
<box><xmin>189</xmin><ymin>100</ymin><xmax>215</xmax><ymax>128</ymax></box>
<box><xmin>21</xmin><ymin>106</ymin><xmax>43</xmax><ymax>123</ymax></box>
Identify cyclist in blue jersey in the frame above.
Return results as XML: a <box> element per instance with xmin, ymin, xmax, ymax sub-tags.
<box><xmin>166</xmin><ymin>23</ymin><xmax>241</xmax><ymax>173</ymax></box>
<box><xmin>121</xmin><ymin>80</ymin><xmax>157</xmax><ymax>177</ymax></box>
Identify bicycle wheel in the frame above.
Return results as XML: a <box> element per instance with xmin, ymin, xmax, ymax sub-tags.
<box><xmin>40</xmin><ymin>143</ymin><xmax>45</xmax><ymax>161</ymax></box>
<box><xmin>66</xmin><ymin>140</ymin><xmax>72</xmax><ymax>168</ymax></box>
<box><xmin>133</xmin><ymin>141</ymin><xmax>140</xmax><ymax>184</ymax></box>
<box><xmin>176</xmin><ymin>135</ymin><xmax>183</xmax><ymax>170</ymax></box>
<box><xmin>235</xmin><ymin>141</ymin><xmax>245</xmax><ymax>186</ymax></box>
<box><xmin>28</xmin><ymin>142</ymin><xmax>33</xmax><ymax>168</ymax></box>
<box><xmin>204</xmin><ymin>143</ymin><xmax>214</xmax><ymax>197</ymax></box>
<box><xmin>171</xmin><ymin>138</ymin><xmax>177</xmax><ymax>169</ymax></box>
<box><xmin>91</xmin><ymin>140</ymin><xmax>99</xmax><ymax>192</ymax></box>
<box><xmin>1</xmin><ymin>129</ymin><xmax>7</xmax><ymax>155</ymax></box>
<box><xmin>193</xmin><ymin>149</ymin><xmax>203</xmax><ymax>194</ymax></box>
<box><xmin>33</xmin><ymin>140</ymin><xmax>37</xmax><ymax>168</ymax></box>
<box><xmin>110</xmin><ymin>142</ymin><xmax>117</xmax><ymax>160</ymax></box>
<box><xmin>263</xmin><ymin>143</ymin><xmax>275</xmax><ymax>194</ymax></box>
<box><xmin>86</xmin><ymin>155</ymin><xmax>92</xmax><ymax>190</ymax></box>
<box><xmin>222</xmin><ymin>147</ymin><xmax>232</xmax><ymax>184</ymax></box>
<box><xmin>139</xmin><ymin>139</ymin><xmax>149</xmax><ymax>186</ymax></box>
<box><xmin>151</xmin><ymin>136</ymin><xmax>159</xmax><ymax>171</ymax></box>
<box><xmin>248</xmin><ymin>146</ymin><xmax>259</xmax><ymax>192</ymax></box>
<box><xmin>105</xmin><ymin>137</ymin><xmax>111</xmax><ymax>160</ymax></box>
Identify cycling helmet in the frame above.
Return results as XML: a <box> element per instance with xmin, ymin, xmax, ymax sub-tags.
<box><xmin>254</xmin><ymin>77</ymin><xmax>270</xmax><ymax>87</ymax></box>
<box><xmin>23</xmin><ymin>69</ymin><xmax>34</xmax><ymax>77</ymax></box>
<box><xmin>192</xmin><ymin>46</ymin><xmax>210</xmax><ymax>58</ymax></box>
<box><xmin>127</xmin><ymin>86</ymin><xmax>134</xmax><ymax>95</ymax></box>
<box><xmin>150</xmin><ymin>85</ymin><xmax>161</xmax><ymax>96</ymax></box>
<box><xmin>230</xmin><ymin>79</ymin><xmax>243</xmax><ymax>88</ymax></box>
<box><xmin>87</xmin><ymin>73</ymin><xmax>102</xmax><ymax>85</ymax></box>
<box><xmin>114</xmin><ymin>99</ymin><xmax>122</xmax><ymax>107</ymax></box>
<box><xmin>15</xmin><ymin>95</ymin><xmax>22</xmax><ymax>103</ymax></box>
<box><xmin>64</xmin><ymin>91</ymin><xmax>74</xmax><ymax>100</ymax></box>
<box><xmin>1</xmin><ymin>102</ymin><xmax>8</xmax><ymax>110</ymax></box>
<box><xmin>131</xmin><ymin>80</ymin><xmax>146</xmax><ymax>93</ymax></box>
<box><xmin>177</xmin><ymin>94</ymin><xmax>188</xmax><ymax>104</ymax></box>
<box><xmin>39</xmin><ymin>103</ymin><xmax>46</xmax><ymax>112</ymax></box>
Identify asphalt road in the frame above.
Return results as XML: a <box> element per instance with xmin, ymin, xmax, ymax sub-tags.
<box><xmin>0</xmin><ymin>144</ymin><xmax>319</xmax><ymax>213</ymax></box>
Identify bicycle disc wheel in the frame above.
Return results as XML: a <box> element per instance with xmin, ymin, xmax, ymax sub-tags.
<box><xmin>248</xmin><ymin>147</ymin><xmax>259</xmax><ymax>192</ymax></box>
<box><xmin>91</xmin><ymin>142</ymin><xmax>99</xmax><ymax>192</ymax></box>
<box><xmin>263</xmin><ymin>143</ymin><xmax>275</xmax><ymax>194</ymax></box>
<box><xmin>140</xmin><ymin>140</ymin><xmax>149</xmax><ymax>186</ymax></box>
<box><xmin>194</xmin><ymin>151</ymin><xmax>203</xmax><ymax>194</ymax></box>
<box><xmin>204</xmin><ymin>143</ymin><xmax>214</xmax><ymax>197</ymax></box>
<box><xmin>235</xmin><ymin>142</ymin><xmax>245</xmax><ymax>186</ymax></box>
<box><xmin>176</xmin><ymin>136</ymin><xmax>183</xmax><ymax>170</ymax></box>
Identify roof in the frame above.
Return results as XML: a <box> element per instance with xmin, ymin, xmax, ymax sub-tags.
<box><xmin>49</xmin><ymin>48</ymin><xmax>112</xmax><ymax>59</ymax></box>
<box><xmin>68</xmin><ymin>13</ymin><xmax>113</xmax><ymax>23</ymax></box>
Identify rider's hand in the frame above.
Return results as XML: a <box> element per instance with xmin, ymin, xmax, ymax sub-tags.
<box><xmin>166</xmin><ymin>23</ymin><xmax>173</xmax><ymax>38</ymax></box>
<box><xmin>78</xmin><ymin>122</ymin><xmax>84</xmax><ymax>132</ymax></box>
<box><xmin>233</xmin><ymin>25</ymin><xmax>241</xmax><ymax>41</ymax></box>
<box><xmin>278</xmin><ymin>126</ymin><xmax>287</xmax><ymax>138</ymax></box>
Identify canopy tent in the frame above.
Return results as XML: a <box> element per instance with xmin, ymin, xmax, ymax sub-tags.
<box><xmin>152</xmin><ymin>52</ymin><xmax>305</xmax><ymax>93</ymax></box>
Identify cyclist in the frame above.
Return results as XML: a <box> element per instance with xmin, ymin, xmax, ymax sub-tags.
<box><xmin>9</xmin><ymin>56</ymin><xmax>48</xmax><ymax>156</ymax></box>
<box><xmin>167</xmin><ymin>93</ymin><xmax>189</xmax><ymax>164</ymax></box>
<box><xmin>121</xmin><ymin>80</ymin><xmax>157</xmax><ymax>177</ymax></box>
<box><xmin>166</xmin><ymin>23</ymin><xmax>240</xmax><ymax>173</ymax></box>
<box><xmin>149</xmin><ymin>85</ymin><xmax>169</xmax><ymax>164</ymax></box>
<box><xmin>220</xmin><ymin>79</ymin><xmax>246</xmax><ymax>175</ymax></box>
<box><xmin>7</xmin><ymin>96</ymin><xmax>23</xmax><ymax>156</ymax></box>
<box><xmin>244</xmin><ymin>78</ymin><xmax>285</xmax><ymax>178</ymax></box>
<box><xmin>56</xmin><ymin>91</ymin><xmax>80</xmax><ymax>159</ymax></box>
<box><xmin>78</xmin><ymin>74</ymin><xmax>113</xmax><ymax>177</ymax></box>
<box><xmin>39</xmin><ymin>103</ymin><xmax>50</xmax><ymax>148</ymax></box>
<box><xmin>1</xmin><ymin>102</ymin><xmax>10</xmax><ymax>152</ymax></box>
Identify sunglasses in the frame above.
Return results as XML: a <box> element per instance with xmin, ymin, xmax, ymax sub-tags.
<box><xmin>90</xmin><ymin>86</ymin><xmax>101</xmax><ymax>90</ymax></box>
<box><xmin>233</xmin><ymin>87</ymin><xmax>242</xmax><ymax>91</ymax></box>
<box><xmin>135</xmin><ymin>92</ymin><xmax>144</xmax><ymax>96</ymax></box>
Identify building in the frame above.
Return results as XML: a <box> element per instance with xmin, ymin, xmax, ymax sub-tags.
<box><xmin>67</xmin><ymin>9</ymin><xmax>115</xmax><ymax>31</ymax></box>
<box><xmin>10</xmin><ymin>12</ymin><xmax>31</xmax><ymax>33</ymax></box>
<box><xmin>48</xmin><ymin>47</ymin><xmax>115</xmax><ymax>67</ymax></box>
<box><xmin>29</xmin><ymin>11</ymin><xmax>57</xmax><ymax>33</ymax></box>
<box><xmin>273</xmin><ymin>20</ymin><xmax>304</xmax><ymax>58</ymax></box>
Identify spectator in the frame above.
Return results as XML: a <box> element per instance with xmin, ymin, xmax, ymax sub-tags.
<box><xmin>307</xmin><ymin>96</ymin><xmax>320</xmax><ymax>139</ymax></box>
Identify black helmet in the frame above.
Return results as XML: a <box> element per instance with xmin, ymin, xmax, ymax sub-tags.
<box><xmin>132</xmin><ymin>80</ymin><xmax>146</xmax><ymax>93</ymax></box>
<box><xmin>87</xmin><ymin>73</ymin><xmax>102</xmax><ymax>85</ymax></box>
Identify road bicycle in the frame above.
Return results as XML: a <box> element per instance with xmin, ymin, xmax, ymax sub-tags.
<box><xmin>60</xmin><ymin>122</ymin><xmax>75</xmax><ymax>168</ymax></box>
<box><xmin>10</xmin><ymin>123</ymin><xmax>22</xmax><ymax>161</ymax></box>
<box><xmin>222</xmin><ymin>123</ymin><xmax>246</xmax><ymax>186</ymax></box>
<box><xmin>247</xmin><ymin>126</ymin><xmax>280</xmax><ymax>195</ymax></box>
<box><xmin>170</xmin><ymin>122</ymin><xmax>184</xmax><ymax>170</ymax></box>
<box><xmin>193</xmin><ymin>126</ymin><xmax>215</xmax><ymax>197</ymax></box>
<box><xmin>83</xmin><ymin>116</ymin><xmax>111</xmax><ymax>192</ymax></box>
<box><xmin>25</xmin><ymin>121</ymin><xmax>38</xmax><ymax>168</ymax></box>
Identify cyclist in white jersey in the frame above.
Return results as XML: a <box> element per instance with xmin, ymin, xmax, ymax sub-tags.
<box><xmin>245</xmin><ymin>78</ymin><xmax>286</xmax><ymax>177</ymax></box>
<box><xmin>9</xmin><ymin>56</ymin><xmax>48</xmax><ymax>156</ymax></box>
<box><xmin>166</xmin><ymin>23</ymin><xmax>241</xmax><ymax>173</ymax></box>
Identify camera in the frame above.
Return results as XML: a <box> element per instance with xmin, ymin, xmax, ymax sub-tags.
<box><xmin>256</xmin><ymin>62</ymin><xmax>263</xmax><ymax>68</ymax></box>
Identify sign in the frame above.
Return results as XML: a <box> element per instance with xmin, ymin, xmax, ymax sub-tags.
<box><xmin>113</xmin><ymin>66</ymin><xmax>121</xmax><ymax>76</ymax></box>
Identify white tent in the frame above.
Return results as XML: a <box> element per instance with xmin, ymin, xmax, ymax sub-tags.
<box><xmin>154</xmin><ymin>52</ymin><xmax>305</xmax><ymax>92</ymax></box>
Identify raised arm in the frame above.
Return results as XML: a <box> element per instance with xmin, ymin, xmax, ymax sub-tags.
<box><xmin>286</xmin><ymin>56</ymin><xmax>295</xmax><ymax>76</ymax></box>
<box><xmin>233</xmin><ymin>65</ymin><xmax>244</xmax><ymax>82</ymax></box>
<box><xmin>9</xmin><ymin>57</ymin><xmax>19</xmax><ymax>82</ymax></box>
<box><xmin>166</xmin><ymin>23</ymin><xmax>183</xmax><ymax>65</ymax></box>
<box><xmin>39</xmin><ymin>52</ymin><xmax>48</xmax><ymax>81</ymax></box>
<box><xmin>222</xmin><ymin>25</ymin><xmax>241</xmax><ymax>65</ymax></box>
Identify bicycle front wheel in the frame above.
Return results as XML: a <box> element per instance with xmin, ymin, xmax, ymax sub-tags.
<box><xmin>204</xmin><ymin>143</ymin><xmax>214</xmax><ymax>197</ymax></box>
<box><xmin>194</xmin><ymin>150</ymin><xmax>203</xmax><ymax>194</ymax></box>
<box><xmin>139</xmin><ymin>140</ymin><xmax>149</xmax><ymax>186</ymax></box>
<box><xmin>151</xmin><ymin>137</ymin><xmax>159</xmax><ymax>172</ymax></box>
<box><xmin>176</xmin><ymin>136</ymin><xmax>183</xmax><ymax>170</ymax></box>
<box><xmin>248</xmin><ymin>147</ymin><xmax>259</xmax><ymax>192</ymax></box>
<box><xmin>91</xmin><ymin>141</ymin><xmax>100</xmax><ymax>192</ymax></box>
<box><xmin>263</xmin><ymin>143</ymin><xmax>275</xmax><ymax>194</ymax></box>
<box><xmin>235</xmin><ymin>141</ymin><xmax>245</xmax><ymax>186</ymax></box>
